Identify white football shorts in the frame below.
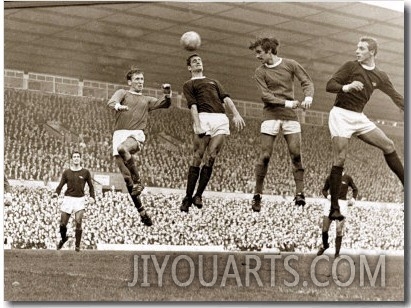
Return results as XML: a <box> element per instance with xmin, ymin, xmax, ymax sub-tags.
<box><xmin>260</xmin><ymin>120</ymin><xmax>301</xmax><ymax>136</ymax></box>
<box><xmin>112</xmin><ymin>129</ymin><xmax>146</xmax><ymax>156</ymax></box>
<box><xmin>197</xmin><ymin>113</ymin><xmax>230</xmax><ymax>137</ymax></box>
<box><xmin>322</xmin><ymin>199</ymin><xmax>348</xmax><ymax>217</ymax></box>
<box><xmin>328</xmin><ymin>106</ymin><xmax>376</xmax><ymax>138</ymax></box>
<box><xmin>60</xmin><ymin>196</ymin><xmax>86</xmax><ymax>214</ymax></box>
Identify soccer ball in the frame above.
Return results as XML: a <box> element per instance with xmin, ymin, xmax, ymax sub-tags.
<box><xmin>180</xmin><ymin>31</ymin><xmax>201</xmax><ymax>51</ymax></box>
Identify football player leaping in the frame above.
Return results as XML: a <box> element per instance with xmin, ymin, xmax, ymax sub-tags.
<box><xmin>107</xmin><ymin>67</ymin><xmax>172</xmax><ymax>226</ymax></box>
<box><xmin>180</xmin><ymin>54</ymin><xmax>245</xmax><ymax>213</ymax></box>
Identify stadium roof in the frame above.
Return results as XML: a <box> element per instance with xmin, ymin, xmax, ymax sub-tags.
<box><xmin>3</xmin><ymin>1</ymin><xmax>404</xmax><ymax>121</ymax></box>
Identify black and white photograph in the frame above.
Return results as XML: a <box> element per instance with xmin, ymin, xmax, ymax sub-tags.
<box><xmin>1</xmin><ymin>0</ymin><xmax>407</xmax><ymax>303</ymax></box>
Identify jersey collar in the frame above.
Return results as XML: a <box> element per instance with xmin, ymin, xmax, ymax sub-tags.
<box><xmin>191</xmin><ymin>76</ymin><xmax>206</xmax><ymax>80</ymax></box>
<box><xmin>265</xmin><ymin>58</ymin><xmax>282</xmax><ymax>68</ymax></box>
<box><xmin>128</xmin><ymin>90</ymin><xmax>143</xmax><ymax>95</ymax></box>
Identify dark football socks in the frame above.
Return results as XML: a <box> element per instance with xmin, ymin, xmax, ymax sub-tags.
<box><xmin>186</xmin><ymin>166</ymin><xmax>200</xmax><ymax>198</ymax></box>
<box><xmin>293</xmin><ymin>168</ymin><xmax>305</xmax><ymax>194</ymax></box>
<box><xmin>322</xmin><ymin>231</ymin><xmax>329</xmax><ymax>248</ymax></box>
<box><xmin>384</xmin><ymin>151</ymin><xmax>404</xmax><ymax>186</ymax></box>
<box><xmin>195</xmin><ymin>165</ymin><xmax>213</xmax><ymax>197</ymax></box>
<box><xmin>335</xmin><ymin>236</ymin><xmax>342</xmax><ymax>255</ymax></box>
<box><xmin>60</xmin><ymin>225</ymin><xmax>67</xmax><ymax>240</ymax></box>
<box><xmin>255</xmin><ymin>163</ymin><xmax>268</xmax><ymax>195</ymax></box>
<box><xmin>329</xmin><ymin>166</ymin><xmax>343</xmax><ymax>211</ymax></box>
<box><xmin>75</xmin><ymin>229</ymin><xmax>82</xmax><ymax>248</ymax></box>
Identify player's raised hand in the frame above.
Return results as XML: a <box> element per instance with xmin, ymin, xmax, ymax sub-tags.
<box><xmin>162</xmin><ymin>83</ymin><xmax>172</xmax><ymax>96</ymax></box>
<box><xmin>88</xmin><ymin>197</ymin><xmax>96</xmax><ymax>204</ymax></box>
<box><xmin>232</xmin><ymin>114</ymin><xmax>245</xmax><ymax>131</ymax></box>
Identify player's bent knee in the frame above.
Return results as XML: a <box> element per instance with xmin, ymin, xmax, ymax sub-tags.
<box><xmin>261</xmin><ymin>153</ymin><xmax>271</xmax><ymax>166</ymax></box>
<box><xmin>117</xmin><ymin>145</ymin><xmax>128</xmax><ymax>157</ymax></box>
<box><xmin>383</xmin><ymin>140</ymin><xmax>396</xmax><ymax>154</ymax></box>
<box><xmin>123</xmin><ymin>175</ymin><xmax>133</xmax><ymax>186</ymax></box>
<box><xmin>206</xmin><ymin>156</ymin><xmax>216</xmax><ymax>167</ymax></box>
<box><xmin>193</xmin><ymin>151</ymin><xmax>204</xmax><ymax>163</ymax></box>
<box><xmin>292</xmin><ymin>154</ymin><xmax>301</xmax><ymax>164</ymax></box>
<box><xmin>334</xmin><ymin>156</ymin><xmax>346</xmax><ymax>166</ymax></box>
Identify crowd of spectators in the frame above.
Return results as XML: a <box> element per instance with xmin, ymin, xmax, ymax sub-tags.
<box><xmin>3</xmin><ymin>187</ymin><xmax>404</xmax><ymax>251</ymax></box>
<box><xmin>4</xmin><ymin>88</ymin><xmax>404</xmax><ymax>202</ymax></box>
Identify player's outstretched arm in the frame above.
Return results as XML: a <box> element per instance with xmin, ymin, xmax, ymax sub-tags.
<box><xmin>148</xmin><ymin>84</ymin><xmax>172</xmax><ymax>111</ymax></box>
<box><xmin>223</xmin><ymin>97</ymin><xmax>245</xmax><ymax>131</ymax></box>
<box><xmin>379</xmin><ymin>75</ymin><xmax>404</xmax><ymax>111</ymax></box>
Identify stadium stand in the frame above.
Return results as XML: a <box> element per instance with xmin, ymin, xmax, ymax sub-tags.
<box><xmin>4</xmin><ymin>88</ymin><xmax>404</xmax><ymax>202</ymax></box>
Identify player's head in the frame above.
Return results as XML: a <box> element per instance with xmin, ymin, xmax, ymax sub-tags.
<box><xmin>249</xmin><ymin>37</ymin><xmax>280</xmax><ymax>54</ymax></box>
<box><xmin>249</xmin><ymin>37</ymin><xmax>280</xmax><ymax>65</ymax></box>
<box><xmin>126</xmin><ymin>67</ymin><xmax>144</xmax><ymax>81</ymax></box>
<box><xmin>357</xmin><ymin>37</ymin><xmax>378</xmax><ymax>64</ymax></box>
<box><xmin>359</xmin><ymin>36</ymin><xmax>378</xmax><ymax>56</ymax></box>
<box><xmin>186</xmin><ymin>54</ymin><xmax>203</xmax><ymax>73</ymax></box>
<box><xmin>71</xmin><ymin>151</ymin><xmax>82</xmax><ymax>165</ymax></box>
<box><xmin>71</xmin><ymin>151</ymin><xmax>81</xmax><ymax>159</ymax></box>
<box><xmin>126</xmin><ymin>67</ymin><xmax>144</xmax><ymax>92</ymax></box>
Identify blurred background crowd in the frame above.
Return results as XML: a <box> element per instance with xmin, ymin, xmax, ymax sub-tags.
<box><xmin>3</xmin><ymin>187</ymin><xmax>404</xmax><ymax>252</ymax></box>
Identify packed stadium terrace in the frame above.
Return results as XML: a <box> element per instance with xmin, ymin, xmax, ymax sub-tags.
<box><xmin>3</xmin><ymin>187</ymin><xmax>404</xmax><ymax>251</ymax></box>
<box><xmin>4</xmin><ymin>88</ymin><xmax>404</xmax><ymax>202</ymax></box>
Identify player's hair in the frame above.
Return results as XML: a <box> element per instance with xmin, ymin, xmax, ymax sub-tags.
<box><xmin>249</xmin><ymin>37</ymin><xmax>280</xmax><ymax>55</ymax></box>
<box><xmin>71</xmin><ymin>151</ymin><xmax>81</xmax><ymax>158</ymax></box>
<box><xmin>186</xmin><ymin>54</ymin><xmax>200</xmax><ymax>66</ymax></box>
<box><xmin>126</xmin><ymin>67</ymin><xmax>144</xmax><ymax>81</ymax></box>
<box><xmin>359</xmin><ymin>36</ymin><xmax>378</xmax><ymax>56</ymax></box>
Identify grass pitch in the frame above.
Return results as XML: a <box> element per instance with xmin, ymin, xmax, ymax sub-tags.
<box><xmin>4</xmin><ymin>249</ymin><xmax>403</xmax><ymax>301</ymax></box>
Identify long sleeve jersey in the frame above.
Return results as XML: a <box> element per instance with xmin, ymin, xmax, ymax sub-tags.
<box><xmin>183</xmin><ymin>77</ymin><xmax>229</xmax><ymax>113</ymax></box>
<box><xmin>55</xmin><ymin>168</ymin><xmax>95</xmax><ymax>199</ymax></box>
<box><xmin>326</xmin><ymin>60</ymin><xmax>404</xmax><ymax>113</ymax></box>
<box><xmin>254</xmin><ymin>58</ymin><xmax>314</xmax><ymax>121</ymax></box>
<box><xmin>107</xmin><ymin>89</ymin><xmax>171</xmax><ymax>131</ymax></box>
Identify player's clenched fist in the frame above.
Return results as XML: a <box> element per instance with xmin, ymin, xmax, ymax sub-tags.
<box><xmin>162</xmin><ymin>83</ymin><xmax>172</xmax><ymax>97</ymax></box>
<box><xmin>342</xmin><ymin>81</ymin><xmax>364</xmax><ymax>92</ymax></box>
<box><xmin>114</xmin><ymin>103</ymin><xmax>129</xmax><ymax>111</ymax></box>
